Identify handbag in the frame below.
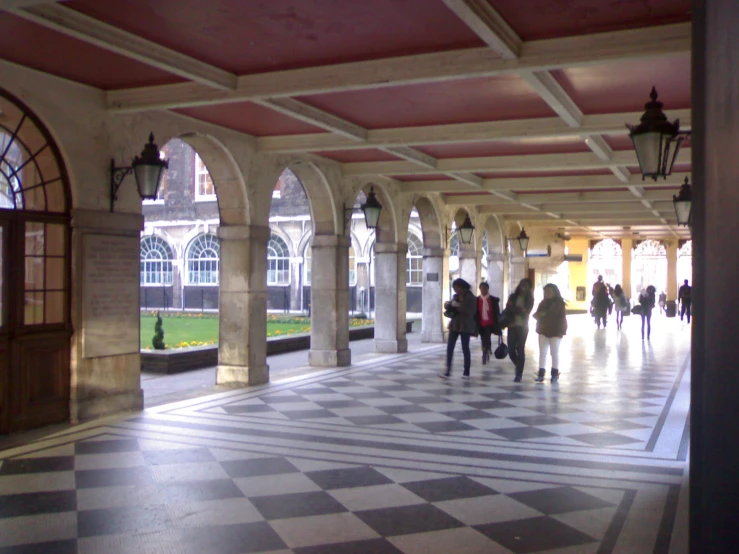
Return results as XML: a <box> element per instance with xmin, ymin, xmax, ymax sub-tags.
<box><xmin>632</xmin><ymin>304</ymin><xmax>643</xmax><ymax>316</ymax></box>
<box><xmin>494</xmin><ymin>335</ymin><xmax>508</xmax><ymax>359</ymax></box>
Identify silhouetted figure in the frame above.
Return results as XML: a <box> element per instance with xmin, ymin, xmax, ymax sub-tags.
<box><xmin>679</xmin><ymin>279</ymin><xmax>692</xmax><ymax>323</ymax></box>
<box><xmin>442</xmin><ymin>278</ymin><xmax>478</xmax><ymax>378</ymax></box>
<box><xmin>612</xmin><ymin>284</ymin><xmax>628</xmax><ymax>330</ymax></box>
<box><xmin>505</xmin><ymin>278</ymin><xmax>534</xmax><ymax>382</ymax></box>
<box><xmin>638</xmin><ymin>285</ymin><xmax>657</xmax><ymax>341</ymax></box>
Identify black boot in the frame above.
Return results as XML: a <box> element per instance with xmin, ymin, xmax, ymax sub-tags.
<box><xmin>513</xmin><ymin>371</ymin><xmax>523</xmax><ymax>382</ymax></box>
<box><xmin>551</xmin><ymin>369</ymin><xmax>560</xmax><ymax>383</ymax></box>
<box><xmin>535</xmin><ymin>368</ymin><xmax>546</xmax><ymax>383</ymax></box>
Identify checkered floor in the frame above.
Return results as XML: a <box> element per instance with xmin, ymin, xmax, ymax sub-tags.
<box><xmin>0</xmin><ymin>315</ymin><xmax>691</xmax><ymax>553</ymax></box>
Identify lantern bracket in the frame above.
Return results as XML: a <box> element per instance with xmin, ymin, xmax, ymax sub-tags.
<box><xmin>110</xmin><ymin>159</ymin><xmax>134</xmax><ymax>213</ymax></box>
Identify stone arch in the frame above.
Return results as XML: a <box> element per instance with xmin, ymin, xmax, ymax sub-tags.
<box><xmin>268</xmin><ymin>225</ymin><xmax>296</xmax><ymax>258</ymax></box>
<box><xmin>411</xmin><ymin>195</ymin><xmax>443</xmax><ymax>250</ymax></box>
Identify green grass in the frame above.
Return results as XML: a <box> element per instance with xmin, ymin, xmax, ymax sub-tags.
<box><xmin>141</xmin><ymin>313</ymin><xmax>313</xmax><ymax>350</ymax></box>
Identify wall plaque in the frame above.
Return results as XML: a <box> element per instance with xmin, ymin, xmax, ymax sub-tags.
<box><xmin>426</xmin><ymin>273</ymin><xmax>439</xmax><ymax>282</ymax></box>
<box><xmin>82</xmin><ymin>234</ymin><xmax>140</xmax><ymax>358</ymax></box>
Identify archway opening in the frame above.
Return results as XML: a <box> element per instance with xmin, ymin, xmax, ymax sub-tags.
<box><xmin>632</xmin><ymin>240</ymin><xmax>667</xmax><ymax>298</ymax></box>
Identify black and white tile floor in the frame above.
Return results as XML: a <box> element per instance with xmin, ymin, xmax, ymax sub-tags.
<box><xmin>0</xmin><ymin>316</ymin><xmax>691</xmax><ymax>553</ymax></box>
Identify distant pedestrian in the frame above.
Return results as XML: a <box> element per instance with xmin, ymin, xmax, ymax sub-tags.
<box><xmin>442</xmin><ymin>278</ymin><xmax>478</xmax><ymax>378</ymax></box>
<box><xmin>591</xmin><ymin>276</ymin><xmax>610</xmax><ymax>329</ymax></box>
<box><xmin>477</xmin><ymin>282</ymin><xmax>501</xmax><ymax>364</ymax></box>
<box><xmin>637</xmin><ymin>285</ymin><xmax>656</xmax><ymax>341</ymax></box>
<box><xmin>505</xmin><ymin>278</ymin><xmax>534</xmax><ymax>382</ymax></box>
<box><xmin>532</xmin><ymin>284</ymin><xmax>567</xmax><ymax>383</ymax></box>
<box><xmin>658</xmin><ymin>291</ymin><xmax>667</xmax><ymax>315</ymax></box>
<box><xmin>678</xmin><ymin>279</ymin><xmax>692</xmax><ymax>323</ymax></box>
<box><xmin>611</xmin><ymin>284</ymin><xmax>628</xmax><ymax>329</ymax></box>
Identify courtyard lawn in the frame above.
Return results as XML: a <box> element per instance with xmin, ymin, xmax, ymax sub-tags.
<box><xmin>140</xmin><ymin>313</ymin><xmax>312</xmax><ymax>350</ymax></box>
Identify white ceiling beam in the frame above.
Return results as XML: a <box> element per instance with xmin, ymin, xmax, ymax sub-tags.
<box><xmin>253</xmin><ymin>98</ymin><xmax>367</xmax><ymax>141</ymax></box>
<box><xmin>505</xmin><ymin>214</ymin><xmax>675</xmax><ymax>225</ymax></box>
<box><xmin>399</xmin><ymin>181</ymin><xmax>479</xmax><ymax>193</ymax></box>
<box><xmin>520</xmin><ymin>70</ymin><xmax>583</xmax><ymax>127</ymax></box>
<box><xmin>443</xmin><ymin>172</ymin><xmax>483</xmax><ymax>188</ymax></box>
<box><xmin>380</xmin><ymin>146</ymin><xmax>437</xmax><ymax>169</ymax></box>
<box><xmin>446</xmin><ymin>191</ymin><xmax>675</xmax><ymax>205</ymax></box>
<box><xmin>440</xmin><ymin>0</ymin><xmax>521</xmax><ymax>59</ymax></box>
<box><xmin>256</xmin><ymin>110</ymin><xmax>691</xmax><ymax>153</ymax></box>
<box><xmin>12</xmin><ymin>4</ymin><xmax>237</xmax><ymax>90</ymax></box>
<box><xmin>341</xmin><ymin>148</ymin><xmax>691</xmax><ymax>176</ymax></box>
<box><xmin>106</xmin><ymin>23</ymin><xmax>690</xmax><ymax>112</ymax></box>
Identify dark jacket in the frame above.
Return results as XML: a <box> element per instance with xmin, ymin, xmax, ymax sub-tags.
<box><xmin>505</xmin><ymin>292</ymin><xmax>534</xmax><ymax>327</ymax></box>
<box><xmin>639</xmin><ymin>292</ymin><xmax>656</xmax><ymax>314</ymax></box>
<box><xmin>533</xmin><ymin>299</ymin><xmax>568</xmax><ymax>338</ymax></box>
<box><xmin>447</xmin><ymin>291</ymin><xmax>478</xmax><ymax>334</ymax></box>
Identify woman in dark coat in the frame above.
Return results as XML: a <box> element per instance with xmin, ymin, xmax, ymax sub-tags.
<box><xmin>505</xmin><ymin>278</ymin><xmax>534</xmax><ymax>382</ymax></box>
<box><xmin>532</xmin><ymin>284</ymin><xmax>568</xmax><ymax>383</ymax></box>
<box><xmin>638</xmin><ymin>285</ymin><xmax>657</xmax><ymax>341</ymax></box>
<box><xmin>442</xmin><ymin>278</ymin><xmax>478</xmax><ymax>378</ymax></box>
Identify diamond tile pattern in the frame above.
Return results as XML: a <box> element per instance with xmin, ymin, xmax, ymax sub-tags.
<box><xmin>0</xmin><ymin>318</ymin><xmax>690</xmax><ymax>552</ymax></box>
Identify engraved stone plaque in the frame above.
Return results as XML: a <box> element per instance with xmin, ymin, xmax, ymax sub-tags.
<box><xmin>82</xmin><ymin>234</ymin><xmax>140</xmax><ymax>358</ymax></box>
<box><xmin>426</xmin><ymin>273</ymin><xmax>439</xmax><ymax>282</ymax></box>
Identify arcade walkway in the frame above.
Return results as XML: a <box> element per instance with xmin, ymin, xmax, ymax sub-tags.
<box><xmin>0</xmin><ymin>315</ymin><xmax>690</xmax><ymax>553</ymax></box>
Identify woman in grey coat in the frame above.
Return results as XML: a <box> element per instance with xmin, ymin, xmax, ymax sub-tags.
<box><xmin>442</xmin><ymin>278</ymin><xmax>478</xmax><ymax>378</ymax></box>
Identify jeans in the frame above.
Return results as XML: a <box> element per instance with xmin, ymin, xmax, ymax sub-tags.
<box><xmin>446</xmin><ymin>331</ymin><xmax>471</xmax><ymax>374</ymax></box>
<box><xmin>479</xmin><ymin>325</ymin><xmax>494</xmax><ymax>353</ymax></box>
<box><xmin>641</xmin><ymin>312</ymin><xmax>652</xmax><ymax>340</ymax></box>
<box><xmin>615</xmin><ymin>310</ymin><xmax>624</xmax><ymax>328</ymax></box>
<box><xmin>681</xmin><ymin>301</ymin><xmax>691</xmax><ymax>323</ymax></box>
<box><xmin>538</xmin><ymin>335</ymin><xmax>562</xmax><ymax>369</ymax></box>
<box><xmin>508</xmin><ymin>325</ymin><xmax>529</xmax><ymax>375</ymax></box>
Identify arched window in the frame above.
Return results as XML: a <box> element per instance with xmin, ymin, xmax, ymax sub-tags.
<box><xmin>481</xmin><ymin>232</ymin><xmax>489</xmax><ymax>269</ymax></box>
<box><xmin>267</xmin><ymin>234</ymin><xmax>291</xmax><ymax>286</ymax></box>
<box><xmin>677</xmin><ymin>240</ymin><xmax>693</xmax><ymax>288</ymax></box>
<box><xmin>589</xmin><ymin>239</ymin><xmax>623</xmax><ymax>292</ymax></box>
<box><xmin>303</xmin><ymin>241</ymin><xmax>311</xmax><ymax>286</ymax></box>
<box><xmin>140</xmin><ymin>236</ymin><xmax>174</xmax><ymax>285</ymax></box>
<box><xmin>187</xmin><ymin>234</ymin><xmax>220</xmax><ymax>285</ymax></box>
<box><xmin>349</xmin><ymin>246</ymin><xmax>357</xmax><ymax>286</ymax></box>
<box><xmin>407</xmin><ymin>233</ymin><xmax>423</xmax><ymax>285</ymax></box>
<box><xmin>632</xmin><ymin>239</ymin><xmax>667</xmax><ymax>296</ymax></box>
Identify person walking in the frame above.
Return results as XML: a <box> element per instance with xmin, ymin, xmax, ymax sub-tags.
<box><xmin>591</xmin><ymin>276</ymin><xmax>610</xmax><ymax>329</ymax></box>
<box><xmin>638</xmin><ymin>285</ymin><xmax>656</xmax><ymax>341</ymax></box>
<box><xmin>532</xmin><ymin>284</ymin><xmax>568</xmax><ymax>383</ymax></box>
<box><xmin>477</xmin><ymin>282</ymin><xmax>501</xmax><ymax>364</ymax></box>
<box><xmin>678</xmin><ymin>279</ymin><xmax>692</xmax><ymax>323</ymax></box>
<box><xmin>442</xmin><ymin>278</ymin><xmax>478</xmax><ymax>378</ymax></box>
<box><xmin>611</xmin><ymin>284</ymin><xmax>628</xmax><ymax>330</ymax></box>
<box><xmin>505</xmin><ymin>278</ymin><xmax>534</xmax><ymax>382</ymax></box>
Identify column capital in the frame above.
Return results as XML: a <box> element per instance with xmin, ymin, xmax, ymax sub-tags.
<box><xmin>217</xmin><ymin>224</ymin><xmax>270</xmax><ymax>242</ymax></box>
<box><xmin>311</xmin><ymin>234</ymin><xmax>350</xmax><ymax>248</ymax></box>
<box><xmin>487</xmin><ymin>252</ymin><xmax>505</xmax><ymax>262</ymax></box>
<box><xmin>423</xmin><ymin>246</ymin><xmax>445</xmax><ymax>258</ymax></box>
<box><xmin>375</xmin><ymin>242</ymin><xmax>407</xmax><ymax>255</ymax></box>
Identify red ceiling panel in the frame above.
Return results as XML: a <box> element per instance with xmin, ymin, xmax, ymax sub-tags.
<box><xmin>476</xmin><ymin>169</ymin><xmax>614</xmax><ymax>179</ymax></box>
<box><xmin>67</xmin><ymin>0</ymin><xmax>484</xmax><ymax>75</ymax></box>
<box><xmin>603</xmin><ymin>134</ymin><xmax>635</xmax><ymax>151</ymax></box>
<box><xmin>0</xmin><ymin>13</ymin><xmax>183</xmax><ymax>89</ymax></box>
<box><xmin>314</xmin><ymin>149</ymin><xmax>399</xmax><ymax>163</ymax></box>
<box><xmin>174</xmin><ymin>102</ymin><xmax>325</xmax><ymax>136</ymax></box>
<box><xmin>415</xmin><ymin>137</ymin><xmax>589</xmax><ymax>159</ymax></box>
<box><xmin>394</xmin><ymin>175</ymin><xmax>455</xmax><ymax>182</ymax></box>
<box><xmin>627</xmin><ymin>162</ymin><xmax>691</xmax><ymax>175</ymax></box>
<box><xmin>488</xmin><ymin>0</ymin><xmax>691</xmax><ymax>41</ymax></box>
<box><xmin>516</xmin><ymin>187</ymin><xmax>629</xmax><ymax>195</ymax></box>
<box><xmin>551</xmin><ymin>55</ymin><xmax>691</xmax><ymax>115</ymax></box>
<box><xmin>298</xmin><ymin>75</ymin><xmax>556</xmax><ymax>129</ymax></box>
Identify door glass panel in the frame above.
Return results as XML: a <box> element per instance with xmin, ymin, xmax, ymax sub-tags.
<box><xmin>25</xmin><ymin>257</ymin><xmax>44</xmax><ymax>291</ymax></box>
<box><xmin>24</xmin><ymin>291</ymin><xmax>43</xmax><ymax>325</ymax></box>
<box><xmin>45</xmin><ymin>258</ymin><xmax>64</xmax><ymax>291</ymax></box>
<box><xmin>45</xmin><ymin>224</ymin><xmax>64</xmax><ymax>256</ymax></box>
<box><xmin>45</xmin><ymin>291</ymin><xmax>64</xmax><ymax>324</ymax></box>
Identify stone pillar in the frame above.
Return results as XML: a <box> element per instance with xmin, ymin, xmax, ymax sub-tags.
<box><xmin>692</xmin><ymin>3</ymin><xmax>739</xmax><ymax>551</ymax></box>
<box><xmin>421</xmin><ymin>247</ymin><xmax>445</xmax><ymax>343</ymax></box>
<box><xmin>621</xmin><ymin>238</ymin><xmax>633</xmax><ymax>301</ymax></box>
<box><xmin>374</xmin><ymin>242</ymin><xmax>408</xmax><ymax>353</ymax></box>
<box><xmin>486</xmin><ymin>251</ymin><xmax>505</xmax><ymax>299</ymax></box>
<box><xmin>216</xmin><ymin>225</ymin><xmax>269</xmax><ymax>386</ymax></box>
<box><xmin>458</xmin><ymin>244</ymin><xmax>478</xmax><ymax>286</ymax></box>
<box><xmin>509</xmin><ymin>241</ymin><xmax>527</xmax><ymax>288</ymax></box>
<box><xmin>666</xmin><ymin>241</ymin><xmax>678</xmax><ymax>316</ymax></box>
<box><xmin>70</xmin><ymin>210</ymin><xmax>145</xmax><ymax>422</ymax></box>
<box><xmin>309</xmin><ymin>235</ymin><xmax>351</xmax><ymax>366</ymax></box>
<box><xmin>290</xmin><ymin>258</ymin><xmax>302</xmax><ymax>312</ymax></box>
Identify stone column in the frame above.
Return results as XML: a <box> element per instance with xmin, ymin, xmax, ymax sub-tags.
<box><xmin>621</xmin><ymin>238</ymin><xmax>633</xmax><ymax>301</ymax></box>
<box><xmin>692</xmin><ymin>3</ymin><xmax>739</xmax><ymax>550</ymax></box>
<box><xmin>216</xmin><ymin>225</ymin><xmax>269</xmax><ymax>386</ymax></box>
<box><xmin>665</xmin><ymin>241</ymin><xmax>678</xmax><ymax>316</ymax></box>
<box><xmin>309</xmin><ymin>235</ymin><xmax>351</xmax><ymax>366</ymax></box>
<box><xmin>421</xmin><ymin>247</ymin><xmax>445</xmax><ymax>343</ymax></box>
<box><xmin>486</xmin><ymin>251</ymin><xmax>505</xmax><ymax>299</ymax></box>
<box><xmin>290</xmin><ymin>258</ymin><xmax>302</xmax><ymax>312</ymax></box>
<box><xmin>374</xmin><ymin>242</ymin><xmax>408</xmax><ymax>353</ymax></box>
<box><xmin>509</xmin><ymin>241</ymin><xmax>527</xmax><ymax>288</ymax></box>
<box><xmin>458</xmin><ymin>244</ymin><xmax>478</xmax><ymax>286</ymax></box>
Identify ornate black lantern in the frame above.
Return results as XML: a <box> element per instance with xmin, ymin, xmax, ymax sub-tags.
<box><xmin>626</xmin><ymin>87</ymin><xmax>690</xmax><ymax>181</ymax></box>
<box><xmin>673</xmin><ymin>176</ymin><xmax>692</xmax><ymax>227</ymax></box>
<box><xmin>361</xmin><ymin>186</ymin><xmax>383</xmax><ymax>229</ymax></box>
<box><xmin>458</xmin><ymin>214</ymin><xmax>475</xmax><ymax>244</ymax></box>
<box><xmin>110</xmin><ymin>133</ymin><xmax>169</xmax><ymax>212</ymax></box>
<box><xmin>516</xmin><ymin>227</ymin><xmax>530</xmax><ymax>252</ymax></box>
